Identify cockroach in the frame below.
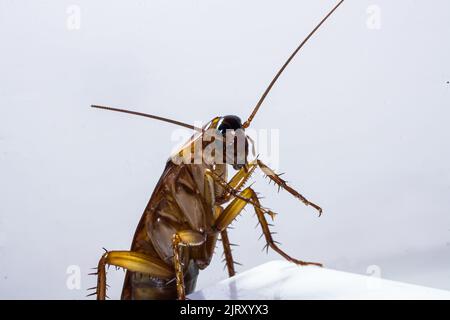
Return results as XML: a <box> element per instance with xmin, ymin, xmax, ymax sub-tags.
<box><xmin>90</xmin><ymin>1</ymin><xmax>344</xmax><ymax>300</ymax></box>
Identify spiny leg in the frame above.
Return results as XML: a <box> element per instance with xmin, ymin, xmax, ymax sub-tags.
<box><xmin>213</xmin><ymin>187</ymin><xmax>321</xmax><ymax>267</ymax></box>
<box><xmin>209</xmin><ymin>164</ymin><xmax>321</xmax><ymax>267</ymax></box>
<box><xmin>249</xmin><ymin>189</ymin><xmax>322</xmax><ymax>267</ymax></box>
<box><xmin>256</xmin><ymin>159</ymin><xmax>323</xmax><ymax>216</ymax></box>
<box><xmin>220</xmin><ymin>228</ymin><xmax>237</xmax><ymax>277</ymax></box>
<box><xmin>226</xmin><ymin>160</ymin><xmax>258</xmax><ymax>192</ymax></box>
<box><xmin>205</xmin><ymin>167</ymin><xmax>258</xmax><ymax>278</ymax></box>
<box><xmin>206</xmin><ymin>170</ymin><xmax>275</xmax><ymax>219</ymax></box>
<box><xmin>93</xmin><ymin>250</ymin><xmax>174</xmax><ymax>300</ymax></box>
<box><xmin>172</xmin><ymin>230</ymin><xmax>206</xmax><ymax>300</ymax></box>
<box><xmin>211</xmin><ymin>159</ymin><xmax>322</xmax><ymax>217</ymax></box>
<box><xmin>214</xmin><ymin>160</ymin><xmax>258</xmax><ymax>205</ymax></box>
<box><xmin>214</xmin><ymin>188</ymin><xmax>256</xmax><ymax>231</ymax></box>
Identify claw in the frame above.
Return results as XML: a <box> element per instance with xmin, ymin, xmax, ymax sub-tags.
<box><xmin>293</xmin><ymin>260</ymin><xmax>323</xmax><ymax>267</ymax></box>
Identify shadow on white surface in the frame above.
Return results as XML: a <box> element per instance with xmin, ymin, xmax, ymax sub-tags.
<box><xmin>189</xmin><ymin>260</ymin><xmax>450</xmax><ymax>300</ymax></box>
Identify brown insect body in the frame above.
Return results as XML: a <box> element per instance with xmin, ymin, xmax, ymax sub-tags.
<box><xmin>91</xmin><ymin>1</ymin><xmax>345</xmax><ymax>300</ymax></box>
<box><xmin>122</xmin><ymin>118</ymin><xmax>231</xmax><ymax>299</ymax></box>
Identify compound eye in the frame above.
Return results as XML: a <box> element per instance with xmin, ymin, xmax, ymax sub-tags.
<box><xmin>217</xmin><ymin>115</ymin><xmax>243</xmax><ymax>135</ymax></box>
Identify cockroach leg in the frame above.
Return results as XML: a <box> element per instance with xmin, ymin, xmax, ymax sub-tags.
<box><xmin>249</xmin><ymin>188</ymin><xmax>322</xmax><ymax>267</ymax></box>
<box><xmin>226</xmin><ymin>160</ymin><xmax>258</xmax><ymax>193</ymax></box>
<box><xmin>171</xmin><ymin>231</ymin><xmax>206</xmax><ymax>300</ymax></box>
<box><xmin>95</xmin><ymin>250</ymin><xmax>174</xmax><ymax>300</ymax></box>
<box><xmin>207</xmin><ymin>170</ymin><xmax>275</xmax><ymax>218</ymax></box>
<box><xmin>220</xmin><ymin>228</ymin><xmax>236</xmax><ymax>277</ymax></box>
<box><xmin>256</xmin><ymin>160</ymin><xmax>323</xmax><ymax>216</ymax></box>
<box><xmin>172</xmin><ymin>234</ymin><xmax>185</xmax><ymax>300</ymax></box>
<box><xmin>213</xmin><ymin>187</ymin><xmax>322</xmax><ymax>267</ymax></box>
<box><xmin>211</xmin><ymin>162</ymin><xmax>258</xmax><ymax>206</ymax></box>
<box><xmin>213</xmin><ymin>187</ymin><xmax>256</xmax><ymax>231</ymax></box>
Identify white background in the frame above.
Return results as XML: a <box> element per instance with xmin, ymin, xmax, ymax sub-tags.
<box><xmin>0</xmin><ymin>0</ymin><xmax>449</xmax><ymax>299</ymax></box>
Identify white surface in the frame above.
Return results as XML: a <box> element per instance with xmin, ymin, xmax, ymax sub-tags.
<box><xmin>0</xmin><ymin>1</ymin><xmax>450</xmax><ymax>299</ymax></box>
<box><xmin>189</xmin><ymin>260</ymin><xmax>450</xmax><ymax>300</ymax></box>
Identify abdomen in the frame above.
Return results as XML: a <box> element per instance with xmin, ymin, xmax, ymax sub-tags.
<box><xmin>120</xmin><ymin>162</ymin><xmax>216</xmax><ymax>300</ymax></box>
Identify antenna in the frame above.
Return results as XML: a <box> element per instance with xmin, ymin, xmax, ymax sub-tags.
<box><xmin>243</xmin><ymin>0</ymin><xmax>345</xmax><ymax>128</ymax></box>
<box><xmin>91</xmin><ymin>105</ymin><xmax>203</xmax><ymax>132</ymax></box>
